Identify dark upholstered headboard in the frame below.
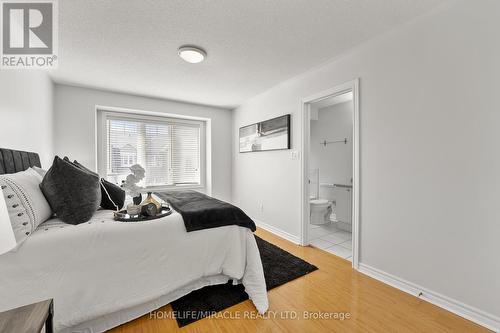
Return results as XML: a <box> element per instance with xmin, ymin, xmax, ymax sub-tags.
<box><xmin>0</xmin><ymin>148</ymin><xmax>41</xmax><ymax>175</ymax></box>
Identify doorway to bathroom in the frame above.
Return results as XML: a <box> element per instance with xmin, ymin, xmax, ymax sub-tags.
<box><xmin>300</xmin><ymin>79</ymin><xmax>360</xmax><ymax>268</ymax></box>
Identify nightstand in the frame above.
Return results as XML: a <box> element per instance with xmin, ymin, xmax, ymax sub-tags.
<box><xmin>0</xmin><ymin>299</ymin><xmax>53</xmax><ymax>333</ymax></box>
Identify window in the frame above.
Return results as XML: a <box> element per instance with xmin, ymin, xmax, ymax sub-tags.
<box><xmin>98</xmin><ymin>111</ymin><xmax>204</xmax><ymax>189</ymax></box>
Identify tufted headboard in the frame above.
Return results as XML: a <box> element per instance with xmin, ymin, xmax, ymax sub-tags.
<box><xmin>0</xmin><ymin>148</ymin><xmax>41</xmax><ymax>175</ymax></box>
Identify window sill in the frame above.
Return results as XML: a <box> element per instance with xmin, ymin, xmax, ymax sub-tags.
<box><xmin>140</xmin><ymin>185</ymin><xmax>205</xmax><ymax>193</ymax></box>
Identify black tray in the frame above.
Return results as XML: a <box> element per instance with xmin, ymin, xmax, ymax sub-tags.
<box><xmin>113</xmin><ymin>205</ymin><xmax>172</xmax><ymax>222</ymax></box>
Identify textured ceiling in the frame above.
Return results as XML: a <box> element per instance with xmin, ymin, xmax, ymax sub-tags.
<box><xmin>50</xmin><ymin>0</ymin><xmax>445</xmax><ymax>108</ymax></box>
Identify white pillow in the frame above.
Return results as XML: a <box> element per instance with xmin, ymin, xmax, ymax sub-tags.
<box><xmin>0</xmin><ymin>168</ymin><xmax>52</xmax><ymax>247</ymax></box>
<box><xmin>31</xmin><ymin>166</ymin><xmax>47</xmax><ymax>178</ymax></box>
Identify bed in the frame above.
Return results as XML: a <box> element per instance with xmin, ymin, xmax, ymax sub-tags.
<box><xmin>0</xmin><ymin>149</ymin><xmax>268</xmax><ymax>332</ymax></box>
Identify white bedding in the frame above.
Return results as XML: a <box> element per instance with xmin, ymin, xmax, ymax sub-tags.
<box><xmin>0</xmin><ymin>210</ymin><xmax>268</xmax><ymax>332</ymax></box>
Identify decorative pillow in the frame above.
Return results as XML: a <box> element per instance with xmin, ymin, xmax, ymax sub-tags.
<box><xmin>71</xmin><ymin>159</ymin><xmax>98</xmax><ymax>176</ymax></box>
<box><xmin>31</xmin><ymin>166</ymin><xmax>47</xmax><ymax>178</ymax></box>
<box><xmin>71</xmin><ymin>159</ymin><xmax>125</xmax><ymax>210</ymax></box>
<box><xmin>100</xmin><ymin>179</ymin><xmax>125</xmax><ymax>210</ymax></box>
<box><xmin>0</xmin><ymin>168</ymin><xmax>52</xmax><ymax>246</ymax></box>
<box><xmin>40</xmin><ymin>156</ymin><xmax>101</xmax><ymax>225</ymax></box>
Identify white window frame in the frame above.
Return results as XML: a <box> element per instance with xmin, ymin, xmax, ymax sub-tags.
<box><xmin>96</xmin><ymin>107</ymin><xmax>207</xmax><ymax>192</ymax></box>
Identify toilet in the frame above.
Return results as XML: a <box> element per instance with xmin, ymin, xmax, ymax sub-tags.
<box><xmin>310</xmin><ymin>199</ymin><xmax>332</xmax><ymax>225</ymax></box>
<box><xmin>309</xmin><ymin>183</ymin><xmax>336</xmax><ymax>225</ymax></box>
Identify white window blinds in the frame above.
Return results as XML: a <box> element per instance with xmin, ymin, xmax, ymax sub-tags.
<box><xmin>104</xmin><ymin>114</ymin><xmax>202</xmax><ymax>188</ymax></box>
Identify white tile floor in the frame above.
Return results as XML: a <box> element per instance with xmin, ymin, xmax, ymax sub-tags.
<box><xmin>309</xmin><ymin>222</ymin><xmax>352</xmax><ymax>261</ymax></box>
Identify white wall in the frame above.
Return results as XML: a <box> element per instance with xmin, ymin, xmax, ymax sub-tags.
<box><xmin>53</xmin><ymin>84</ymin><xmax>233</xmax><ymax>202</ymax></box>
<box><xmin>310</xmin><ymin>101</ymin><xmax>353</xmax><ymax>186</ymax></box>
<box><xmin>233</xmin><ymin>0</ymin><xmax>500</xmax><ymax>324</ymax></box>
<box><xmin>0</xmin><ymin>72</ymin><xmax>54</xmax><ymax>166</ymax></box>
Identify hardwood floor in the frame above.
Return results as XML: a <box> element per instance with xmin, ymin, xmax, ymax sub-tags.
<box><xmin>110</xmin><ymin>228</ymin><xmax>490</xmax><ymax>333</ymax></box>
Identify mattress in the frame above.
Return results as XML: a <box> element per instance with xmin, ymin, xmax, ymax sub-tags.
<box><xmin>0</xmin><ymin>210</ymin><xmax>268</xmax><ymax>332</ymax></box>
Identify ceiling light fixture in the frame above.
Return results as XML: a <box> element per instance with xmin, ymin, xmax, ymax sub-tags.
<box><xmin>178</xmin><ymin>45</ymin><xmax>207</xmax><ymax>64</ymax></box>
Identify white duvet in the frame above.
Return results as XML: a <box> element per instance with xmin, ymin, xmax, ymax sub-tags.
<box><xmin>0</xmin><ymin>210</ymin><xmax>268</xmax><ymax>332</ymax></box>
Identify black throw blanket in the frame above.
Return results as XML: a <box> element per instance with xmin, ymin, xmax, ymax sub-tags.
<box><xmin>155</xmin><ymin>190</ymin><xmax>256</xmax><ymax>232</ymax></box>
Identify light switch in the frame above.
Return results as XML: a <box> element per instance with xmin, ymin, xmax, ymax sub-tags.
<box><xmin>291</xmin><ymin>150</ymin><xmax>300</xmax><ymax>160</ymax></box>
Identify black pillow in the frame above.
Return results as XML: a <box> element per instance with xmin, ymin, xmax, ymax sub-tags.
<box><xmin>40</xmin><ymin>156</ymin><xmax>101</xmax><ymax>224</ymax></box>
<box><xmin>70</xmin><ymin>159</ymin><xmax>125</xmax><ymax>210</ymax></box>
<box><xmin>100</xmin><ymin>178</ymin><xmax>125</xmax><ymax>210</ymax></box>
<box><xmin>71</xmin><ymin>159</ymin><xmax>99</xmax><ymax>176</ymax></box>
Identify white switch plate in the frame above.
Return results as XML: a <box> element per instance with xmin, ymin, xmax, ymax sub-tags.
<box><xmin>291</xmin><ymin>150</ymin><xmax>300</xmax><ymax>160</ymax></box>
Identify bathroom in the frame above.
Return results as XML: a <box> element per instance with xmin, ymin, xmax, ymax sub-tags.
<box><xmin>308</xmin><ymin>91</ymin><xmax>353</xmax><ymax>260</ymax></box>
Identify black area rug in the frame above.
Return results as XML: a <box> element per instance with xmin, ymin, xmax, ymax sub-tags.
<box><xmin>170</xmin><ymin>236</ymin><xmax>318</xmax><ymax>327</ymax></box>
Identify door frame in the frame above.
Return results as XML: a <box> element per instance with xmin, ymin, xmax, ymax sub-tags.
<box><xmin>300</xmin><ymin>78</ymin><xmax>360</xmax><ymax>269</ymax></box>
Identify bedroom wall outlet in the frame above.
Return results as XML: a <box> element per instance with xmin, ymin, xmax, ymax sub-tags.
<box><xmin>291</xmin><ymin>150</ymin><xmax>300</xmax><ymax>160</ymax></box>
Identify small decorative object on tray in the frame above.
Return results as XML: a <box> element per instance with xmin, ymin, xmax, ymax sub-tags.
<box><xmin>114</xmin><ymin>204</ymin><xmax>172</xmax><ymax>222</ymax></box>
<box><xmin>141</xmin><ymin>192</ymin><xmax>162</xmax><ymax>211</ymax></box>
<box><xmin>141</xmin><ymin>203</ymin><xmax>158</xmax><ymax>216</ymax></box>
<box><xmin>126</xmin><ymin>204</ymin><xmax>141</xmax><ymax>215</ymax></box>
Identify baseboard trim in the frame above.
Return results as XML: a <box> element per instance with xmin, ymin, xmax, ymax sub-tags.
<box><xmin>253</xmin><ymin>219</ymin><xmax>301</xmax><ymax>245</ymax></box>
<box><xmin>358</xmin><ymin>263</ymin><xmax>500</xmax><ymax>332</ymax></box>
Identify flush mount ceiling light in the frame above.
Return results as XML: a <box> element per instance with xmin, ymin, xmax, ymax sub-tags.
<box><xmin>178</xmin><ymin>45</ymin><xmax>207</xmax><ymax>64</ymax></box>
